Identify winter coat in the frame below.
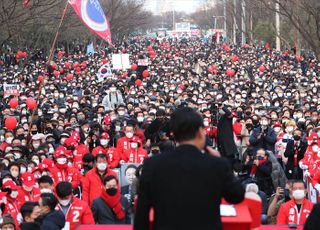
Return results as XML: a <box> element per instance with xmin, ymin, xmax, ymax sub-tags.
<box><xmin>40</xmin><ymin>210</ymin><xmax>65</xmax><ymax>230</ymax></box>
<box><xmin>277</xmin><ymin>199</ymin><xmax>313</xmax><ymax>225</ymax></box>
<box><xmin>249</xmin><ymin>126</ymin><xmax>277</xmax><ymax>154</ymax></box>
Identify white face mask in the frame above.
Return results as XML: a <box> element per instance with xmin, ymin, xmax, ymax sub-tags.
<box><xmin>56</xmin><ymin>157</ymin><xmax>67</xmax><ymax>165</ymax></box>
<box><xmin>292</xmin><ymin>189</ymin><xmax>305</xmax><ymax>200</ymax></box>
<box><xmin>23</xmin><ymin>184</ymin><xmax>33</xmax><ymax>192</ymax></box>
<box><xmin>204</xmin><ymin>121</ymin><xmax>209</xmax><ymax>126</ymax></box>
<box><xmin>110</xmin><ymin>87</ymin><xmax>116</xmax><ymax>92</ymax></box>
<box><xmin>33</xmin><ymin>143</ymin><xmax>40</xmax><ymax>149</ymax></box>
<box><xmin>118</xmin><ymin>111</ymin><xmax>125</xmax><ymax>116</ymax></box>
<box><xmin>6</xmin><ymin>137</ymin><xmax>13</xmax><ymax>144</ymax></box>
<box><xmin>59</xmin><ymin>198</ymin><xmax>71</xmax><ymax>206</ymax></box>
<box><xmin>40</xmin><ymin>188</ymin><xmax>53</xmax><ymax>194</ymax></box>
<box><xmin>10</xmin><ymin>191</ymin><xmax>18</xmax><ymax>199</ymax></box>
<box><xmin>20</xmin><ymin>166</ymin><xmax>27</xmax><ymax>174</ymax></box>
<box><xmin>312</xmin><ymin>145</ymin><xmax>319</xmax><ymax>153</ymax></box>
<box><xmin>126</xmin><ymin>132</ymin><xmax>134</xmax><ymax>139</ymax></box>
<box><xmin>100</xmin><ymin>139</ymin><xmax>109</xmax><ymax>146</ymax></box>
<box><xmin>49</xmin><ymin>147</ymin><xmax>54</xmax><ymax>154</ymax></box>
<box><xmin>261</xmin><ymin>120</ymin><xmax>268</xmax><ymax>126</ymax></box>
<box><xmin>131</xmin><ymin>143</ymin><xmax>138</xmax><ymax>149</ymax></box>
<box><xmin>97</xmin><ymin>162</ymin><xmax>107</xmax><ymax>171</ymax></box>
<box><xmin>286</xmin><ymin>126</ymin><xmax>294</xmax><ymax>133</ymax></box>
<box><xmin>11</xmin><ymin>171</ymin><xmax>19</xmax><ymax>178</ymax></box>
<box><xmin>137</xmin><ymin>117</ymin><xmax>144</xmax><ymax>123</ymax></box>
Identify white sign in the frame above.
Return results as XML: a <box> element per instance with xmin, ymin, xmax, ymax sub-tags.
<box><xmin>138</xmin><ymin>58</ymin><xmax>149</xmax><ymax>66</ymax></box>
<box><xmin>175</xmin><ymin>22</ymin><xmax>190</xmax><ymax>32</ymax></box>
<box><xmin>112</xmin><ymin>54</ymin><xmax>130</xmax><ymax>70</ymax></box>
<box><xmin>3</xmin><ymin>84</ymin><xmax>20</xmax><ymax>97</ymax></box>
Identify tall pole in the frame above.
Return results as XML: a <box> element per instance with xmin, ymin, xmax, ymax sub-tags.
<box><xmin>250</xmin><ymin>9</ymin><xmax>253</xmax><ymax>45</ymax></box>
<box><xmin>241</xmin><ymin>0</ymin><xmax>246</xmax><ymax>45</ymax></box>
<box><xmin>172</xmin><ymin>9</ymin><xmax>175</xmax><ymax>31</ymax></box>
<box><xmin>294</xmin><ymin>0</ymin><xmax>300</xmax><ymax>56</ymax></box>
<box><xmin>223</xmin><ymin>0</ymin><xmax>227</xmax><ymax>39</ymax></box>
<box><xmin>233</xmin><ymin>0</ymin><xmax>237</xmax><ymax>45</ymax></box>
<box><xmin>275</xmin><ymin>1</ymin><xmax>281</xmax><ymax>51</ymax></box>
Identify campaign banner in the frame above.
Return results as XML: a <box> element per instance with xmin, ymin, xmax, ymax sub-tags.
<box><xmin>119</xmin><ymin>163</ymin><xmax>141</xmax><ymax>202</ymax></box>
<box><xmin>69</xmin><ymin>0</ymin><xmax>112</xmax><ymax>44</ymax></box>
<box><xmin>3</xmin><ymin>84</ymin><xmax>20</xmax><ymax>97</ymax></box>
<box><xmin>112</xmin><ymin>54</ymin><xmax>130</xmax><ymax>70</ymax></box>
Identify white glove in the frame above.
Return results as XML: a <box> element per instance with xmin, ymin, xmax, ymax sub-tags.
<box><xmin>315</xmin><ymin>184</ymin><xmax>320</xmax><ymax>192</ymax></box>
<box><xmin>299</xmin><ymin>161</ymin><xmax>308</xmax><ymax>170</ymax></box>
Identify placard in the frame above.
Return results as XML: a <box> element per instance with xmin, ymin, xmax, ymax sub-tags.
<box><xmin>112</xmin><ymin>54</ymin><xmax>130</xmax><ymax>70</ymax></box>
<box><xmin>3</xmin><ymin>84</ymin><xmax>20</xmax><ymax>97</ymax></box>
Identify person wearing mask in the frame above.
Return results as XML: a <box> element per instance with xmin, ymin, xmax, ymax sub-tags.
<box><xmin>92</xmin><ymin>175</ymin><xmax>130</xmax><ymax>224</ymax></box>
<box><xmin>116</xmin><ymin>124</ymin><xmax>136</xmax><ymax>159</ymax></box>
<box><xmin>134</xmin><ymin>107</ymin><xmax>245</xmax><ymax>230</ymax></box>
<box><xmin>82</xmin><ymin>153</ymin><xmax>117</xmax><ymax>206</ymax></box>
<box><xmin>276</xmin><ymin>180</ymin><xmax>313</xmax><ymax>225</ymax></box>
<box><xmin>50</xmin><ymin>146</ymin><xmax>81</xmax><ymax>189</ymax></box>
<box><xmin>249</xmin><ymin>148</ymin><xmax>274</xmax><ymax>196</ymax></box>
<box><xmin>2</xmin><ymin>180</ymin><xmax>20</xmax><ymax>228</ymax></box>
<box><xmin>102</xmin><ymin>83</ymin><xmax>124</xmax><ymax>111</ymax></box>
<box><xmin>267</xmin><ymin>180</ymin><xmax>293</xmax><ymax>224</ymax></box>
<box><xmin>0</xmin><ymin>131</ymin><xmax>14</xmax><ymax>153</ymax></box>
<box><xmin>81</xmin><ymin>153</ymin><xmax>95</xmax><ymax>175</ymax></box>
<box><xmin>17</xmin><ymin>172</ymin><xmax>40</xmax><ymax>208</ymax></box>
<box><xmin>249</xmin><ymin>115</ymin><xmax>277</xmax><ymax>154</ymax></box>
<box><xmin>0</xmin><ymin>214</ymin><xmax>16</xmax><ymax>230</ymax></box>
<box><xmin>56</xmin><ymin>182</ymin><xmax>94</xmax><ymax>230</ymax></box>
<box><xmin>284</xmin><ymin>129</ymin><xmax>307</xmax><ymax>180</ymax></box>
<box><xmin>240</xmin><ymin>118</ymin><xmax>254</xmax><ymax>156</ymax></box>
<box><xmin>20</xmin><ymin>201</ymin><xmax>41</xmax><ymax>230</ymax></box>
<box><xmin>94</xmin><ymin>132</ymin><xmax>120</xmax><ymax>168</ymax></box>
<box><xmin>145</xmin><ymin>109</ymin><xmax>169</xmax><ymax>145</ymax></box>
<box><xmin>121</xmin><ymin>136</ymin><xmax>148</xmax><ymax>164</ymax></box>
<box><xmin>37</xmin><ymin>193</ymin><xmax>65</xmax><ymax>230</ymax></box>
<box><xmin>37</xmin><ymin>176</ymin><xmax>54</xmax><ymax>194</ymax></box>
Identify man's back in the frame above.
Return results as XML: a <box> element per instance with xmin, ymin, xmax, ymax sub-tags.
<box><xmin>134</xmin><ymin>144</ymin><xmax>245</xmax><ymax>230</ymax></box>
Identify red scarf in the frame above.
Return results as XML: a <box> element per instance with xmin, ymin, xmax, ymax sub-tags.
<box><xmin>251</xmin><ymin>159</ymin><xmax>267</xmax><ymax>177</ymax></box>
<box><xmin>100</xmin><ymin>188</ymin><xmax>125</xmax><ymax>220</ymax></box>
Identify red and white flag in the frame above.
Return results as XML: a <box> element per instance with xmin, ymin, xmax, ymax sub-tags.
<box><xmin>69</xmin><ymin>0</ymin><xmax>112</xmax><ymax>45</ymax></box>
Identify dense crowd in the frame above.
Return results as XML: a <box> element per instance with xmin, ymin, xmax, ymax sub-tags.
<box><xmin>0</xmin><ymin>36</ymin><xmax>320</xmax><ymax>229</ymax></box>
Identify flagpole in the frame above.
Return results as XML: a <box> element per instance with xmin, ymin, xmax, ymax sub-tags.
<box><xmin>28</xmin><ymin>0</ymin><xmax>69</xmax><ymax>137</ymax></box>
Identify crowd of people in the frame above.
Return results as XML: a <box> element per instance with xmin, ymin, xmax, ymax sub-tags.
<box><xmin>0</xmin><ymin>35</ymin><xmax>320</xmax><ymax>229</ymax></box>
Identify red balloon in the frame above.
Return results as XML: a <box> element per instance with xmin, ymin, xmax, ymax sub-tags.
<box><xmin>5</xmin><ymin>116</ymin><xmax>17</xmax><ymax>130</ymax></box>
<box><xmin>142</xmin><ymin>70</ymin><xmax>149</xmax><ymax>78</ymax></box>
<box><xmin>22</xmin><ymin>52</ymin><xmax>27</xmax><ymax>58</ymax></box>
<box><xmin>38</xmin><ymin>75</ymin><xmax>44</xmax><ymax>82</ymax></box>
<box><xmin>101</xmin><ymin>58</ymin><xmax>107</xmax><ymax>64</ymax></box>
<box><xmin>231</xmin><ymin>55</ymin><xmax>239</xmax><ymax>62</ymax></box>
<box><xmin>135</xmin><ymin>79</ymin><xmax>142</xmax><ymax>87</ymax></box>
<box><xmin>149</xmin><ymin>50</ymin><xmax>156</xmax><ymax>56</ymax></box>
<box><xmin>226</xmin><ymin>68</ymin><xmax>235</xmax><ymax>77</ymax></box>
<box><xmin>64</xmin><ymin>62</ymin><xmax>71</xmax><ymax>68</ymax></box>
<box><xmin>66</xmin><ymin>73</ymin><xmax>73</xmax><ymax>81</ymax></box>
<box><xmin>53</xmin><ymin>70</ymin><xmax>60</xmax><ymax>77</ymax></box>
<box><xmin>76</xmin><ymin>67</ymin><xmax>81</xmax><ymax>73</ymax></box>
<box><xmin>296</xmin><ymin>55</ymin><xmax>302</xmax><ymax>62</ymax></box>
<box><xmin>9</xmin><ymin>98</ymin><xmax>18</xmax><ymax>109</ymax></box>
<box><xmin>51</xmin><ymin>63</ymin><xmax>57</xmax><ymax>69</ymax></box>
<box><xmin>59</xmin><ymin>68</ymin><xmax>64</xmax><ymax>74</ymax></box>
<box><xmin>121</xmin><ymin>48</ymin><xmax>126</xmax><ymax>53</ymax></box>
<box><xmin>131</xmin><ymin>64</ymin><xmax>138</xmax><ymax>71</ymax></box>
<box><xmin>258</xmin><ymin>65</ymin><xmax>266</xmax><ymax>73</ymax></box>
<box><xmin>26</xmin><ymin>97</ymin><xmax>37</xmax><ymax>110</ymax></box>
<box><xmin>147</xmin><ymin>46</ymin><xmax>153</xmax><ymax>51</ymax></box>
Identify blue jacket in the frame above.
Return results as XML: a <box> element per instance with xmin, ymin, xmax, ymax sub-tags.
<box><xmin>249</xmin><ymin>127</ymin><xmax>277</xmax><ymax>154</ymax></box>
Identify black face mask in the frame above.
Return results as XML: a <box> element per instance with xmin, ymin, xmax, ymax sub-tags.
<box><xmin>252</xmin><ymin>120</ymin><xmax>260</xmax><ymax>127</ymax></box>
<box><xmin>83</xmin><ymin>164</ymin><xmax>93</xmax><ymax>171</ymax></box>
<box><xmin>106</xmin><ymin>188</ymin><xmax>117</xmax><ymax>196</ymax></box>
<box><xmin>246</xmin><ymin>124</ymin><xmax>253</xmax><ymax>130</ymax></box>
<box><xmin>293</xmin><ymin>135</ymin><xmax>301</xmax><ymax>141</ymax></box>
<box><xmin>151</xmin><ymin>149</ymin><xmax>159</xmax><ymax>154</ymax></box>
<box><xmin>31</xmin><ymin>131</ymin><xmax>37</xmax><ymax>135</ymax></box>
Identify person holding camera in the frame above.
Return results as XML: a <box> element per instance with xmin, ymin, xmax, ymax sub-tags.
<box><xmin>249</xmin><ymin>115</ymin><xmax>277</xmax><ymax>155</ymax></box>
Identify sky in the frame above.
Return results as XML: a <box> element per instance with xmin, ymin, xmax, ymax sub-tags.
<box><xmin>144</xmin><ymin>0</ymin><xmax>207</xmax><ymax>14</ymax></box>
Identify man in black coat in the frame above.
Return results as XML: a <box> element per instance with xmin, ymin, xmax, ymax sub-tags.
<box><xmin>134</xmin><ymin>107</ymin><xmax>245</xmax><ymax>230</ymax></box>
<box><xmin>284</xmin><ymin>129</ymin><xmax>307</xmax><ymax>180</ymax></box>
<box><xmin>38</xmin><ymin>193</ymin><xmax>65</xmax><ymax>230</ymax></box>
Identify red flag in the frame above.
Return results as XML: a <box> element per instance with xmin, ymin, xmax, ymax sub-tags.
<box><xmin>23</xmin><ymin>0</ymin><xmax>30</xmax><ymax>8</ymax></box>
<box><xmin>69</xmin><ymin>0</ymin><xmax>112</xmax><ymax>45</ymax></box>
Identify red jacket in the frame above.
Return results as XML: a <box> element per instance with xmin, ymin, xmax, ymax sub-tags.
<box><xmin>93</xmin><ymin>146</ymin><xmax>120</xmax><ymax>169</ymax></box>
<box><xmin>122</xmin><ymin>148</ymin><xmax>148</xmax><ymax>164</ymax></box>
<box><xmin>17</xmin><ymin>187</ymin><xmax>40</xmax><ymax>208</ymax></box>
<box><xmin>82</xmin><ymin>167</ymin><xmax>117</xmax><ymax>206</ymax></box>
<box><xmin>277</xmin><ymin>199</ymin><xmax>314</xmax><ymax>225</ymax></box>
<box><xmin>116</xmin><ymin>136</ymin><xmax>133</xmax><ymax>159</ymax></box>
<box><xmin>50</xmin><ymin>165</ymin><xmax>82</xmax><ymax>189</ymax></box>
<box><xmin>56</xmin><ymin>196</ymin><xmax>94</xmax><ymax>230</ymax></box>
<box><xmin>73</xmin><ymin>144</ymin><xmax>90</xmax><ymax>170</ymax></box>
<box><xmin>4</xmin><ymin>196</ymin><xmax>20</xmax><ymax>230</ymax></box>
